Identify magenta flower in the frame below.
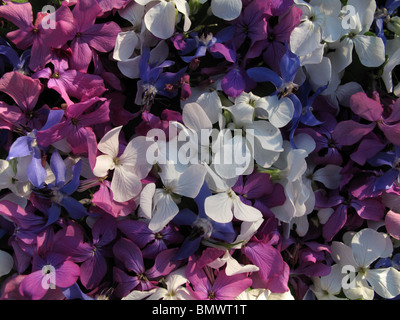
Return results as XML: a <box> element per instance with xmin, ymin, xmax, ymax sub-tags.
<box><xmin>0</xmin><ymin>1</ymin><xmax>75</xmax><ymax>71</ymax></box>
<box><xmin>112</xmin><ymin>238</ymin><xmax>182</xmax><ymax>298</ymax></box>
<box><xmin>68</xmin><ymin>0</ymin><xmax>121</xmax><ymax>72</ymax></box>
<box><xmin>0</xmin><ymin>71</ymin><xmax>48</xmax><ymax>131</ymax></box>
<box><xmin>185</xmin><ymin>256</ymin><xmax>252</xmax><ymax>300</ymax></box>
<box><xmin>19</xmin><ymin>252</ymin><xmax>80</xmax><ymax>300</ymax></box>
<box><xmin>36</xmin><ymin>96</ymin><xmax>110</xmax><ymax>159</ymax></box>
<box><xmin>52</xmin><ymin>217</ymin><xmax>117</xmax><ymax>290</ymax></box>
<box><xmin>333</xmin><ymin>92</ymin><xmax>400</xmax><ymax>146</ymax></box>
<box><xmin>32</xmin><ymin>57</ymin><xmax>106</xmax><ymax>106</ymax></box>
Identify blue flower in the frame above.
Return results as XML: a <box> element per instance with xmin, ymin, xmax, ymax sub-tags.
<box><xmin>368</xmin><ymin>146</ymin><xmax>400</xmax><ymax>191</ymax></box>
<box><xmin>33</xmin><ymin>150</ymin><xmax>88</xmax><ymax>227</ymax></box>
<box><xmin>374</xmin><ymin>0</ymin><xmax>400</xmax><ymax>44</ymax></box>
<box><xmin>172</xmin><ymin>182</ymin><xmax>236</xmax><ymax>260</ymax></box>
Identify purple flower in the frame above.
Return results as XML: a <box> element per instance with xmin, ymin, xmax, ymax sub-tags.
<box><xmin>0</xmin><ymin>71</ymin><xmax>48</xmax><ymax>131</ymax></box>
<box><xmin>68</xmin><ymin>0</ymin><xmax>121</xmax><ymax>72</ymax></box>
<box><xmin>36</xmin><ymin>96</ymin><xmax>109</xmax><ymax>164</ymax></box>
<box><xmin>52</xmin><ymin>216</ymin><xmax>117</xmax><ymax>290</ymax></box>
<box><xmin>0</xmin><ymin>1</ymin><xmax>76</xmax><ymax>71</ymax></box>
<box><xmin>117</xmin><ymin>219</ymin><xmax>183</xmax><ymax>260</ymax></box>
<box><xmin>172</xmin><ymin>182</ymin><xmax>236</xmax><ymax>260</ymax></box>
<box><xmin>31</xmin><ymin>150</ymin><xmax>88</xmax><ymax>226</ymax></box>
<box><xmin>185</xmin><ymin>256</ymin><xmax>252</xmax><ymax>300</ymax></box>
<box><xmin>368</xmin><ymin>146</ymin><xmax>400</xmax><ymax>191</ymax></box>
<box><xmin>19</xmin><ymin>252</ymin><xmax>80</xmax><ymax>300</ymax></box>
<box><xmin>112</xmin><ymin>237</ymin><xmax>182</xmax><ymax>298</ymax></box>
<box><xmin>32</xmin><ymin>57</ymin><xmax>106</xmax><ymax>106</ymax></box>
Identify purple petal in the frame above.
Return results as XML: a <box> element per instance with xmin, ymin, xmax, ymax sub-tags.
<box><xmin>332</xmin><ymin>120</ymin><xmax>376</xmax><ymax>146</ymax></box>
<box><xmin>50</xmin><ymin>150</ymin><xmax>66</xmax><ymax>187</ymax></box>
<box><xmin>145</xmin><ymin>248</ymin><xmax>182</xmax><ymax>278</ymax></box>
<box><xmin>221</xmin><ymin>67</ymin><xmax>245</xmax><ymax>97</ymax></box>
<box><xmin>19</xmin><ymin>270</ymin><xmax>47</xmax><ymax>300</ymax></box>
<box><xmin>53</xmin><ymin>260</ymin><xmax>80</xmax><ymax>288</ymax></box>
<box><xmin>350</xmin><ymin>92</ymin><xmax>383</xmax><ymax>121</ymax></box>
<box><xmin>80</xmin><ymin>254</ymin><xmax>107</xmax><ymax>290</ymax></box>
<box><xmin>117</xmin><ymin>220</ymin><xmax>154</xmax><ymax>248</ymax></box>
<box><xmin>350</xmin><ymin>198</ymin><xmax>385</xmax><ymax>221</ymax></box>
<box><xmin>322</xmin><ymin>204</ymin><xmax>347</xmax><ymax>241</ymax></box>
<box><xmin>112</xmin><ymin>238</ymin><xmax>144</xmax><ymax>274</ymax></box>
<box><xmin>83</xmin><ymin>21</ymin><xmax>121</xmax><ymax>53</ymax></box>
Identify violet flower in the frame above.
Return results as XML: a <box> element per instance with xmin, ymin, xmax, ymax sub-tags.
<box><xmin>0</xmin><ymin>1</ymin><xmax>76</xmax><ymax>71</ymax></box>
<box><xmin>32</xmin><ymin>57</ymin><xmax>106</xmax><ymax>106</ymax></box>
<box><xmin>185</xmin><ymin>256</ymin><xmax>252</xmax><ymax>300</ymax></box>
<box><xmin>112</xmin><ymin>237</ymin><xmax>182</xmax><ymax>298</ymax></box>
<box><xmin>117</xmin><ymin>219</ymin><xmax>184</xmax><ymax>260</ymax></box>
<box><xmin>172</xmin><ymin>182</ymin><xmax>236</xmax><ymax>261</ymax></box>
<box><xmin>19</xmin><ymin>252</ymin><xmax>80</xmax><ymax>300</ymax></box>
<box><xmin>368</xmin><ymin>146</ymin><xmax>400</xmax><ymax>191</ymax></box>
<box><xmin>31</xmin><ymin>150</ymin><xmax>88</xmax><ymax>227</ymax></box>
<box><xmin>68</xmin><ymin>0</ymin><xmax>121</xmax><ymax>72</ymax></box>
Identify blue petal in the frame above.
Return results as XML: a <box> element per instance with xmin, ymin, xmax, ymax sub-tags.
<box><xmin>0</xmin><ymin>45</ymin><xmax>20</xmax><ymax>69</ymax></box>
<box><xmin>60</xmin><ymin>196</ymin><xmax>88</xmax><ymax>220</ymax></box>
<box><xmin>280</xmin><ymin>46</ymin><xmax>300</xmax><ymax>83</ymax></box>
<box><xmin>172</xmin><ymin>237</ymin><xmax>202</xmax><ymax>260</ymax></box>
<box><xmin>195</xmin><ymin>182</ymin><xmax>212</xmax><ymax>218</ymax></box>
<box><xmin>50</xmin><ymin>150</ymin><xmax>66</xmax><ymax>188</ymax></box>
<box><xmin>27</xmin><ymin>147</ymin><xmax>47</xmax><ymax>188</ymax></box>
<box><xmin>40</xmin><ymin>109</ymin><xmax>64</xmax><ymax>131</ymax></box>
<box><xmin>172</xmin><ymin>208</ymin><xmax>197</xmax><ymax>226</ymax></box>
<box><xmin>61</xmin><ymin>160</ymin><xmax>82</xmax><ymax>196</ymax></box>
<box><xmin>374</xmin><ymin>169</ymin><xmax>399</xmax><ymax>191</ymax></box>
<box><xmin>368</xmin><ymin>151</ymin><xmax>396</xmax><ymax>167</ymax></box>
<box><xmin>45</xmin><ymin>203</ymin><xmax>62</xmax><ymax>227</ymax></box>
<box><xmin>62</xmin><ymin>284</ymin><xmax>94</xmax><ymax>300</ymax></box>
<box><xmin>7</xmin><ymin>136</ymin><xmax>32</xmax><ymax>160</ymax></box>
<box><xmin>246</xmin><ymin>67</ymin><xmax>283</xmax><ymax>88</ymax></box>
<box><xmin>211</xmin><ymin>222</ymin><xmax>236</xmax><ymax>243</ymax></box>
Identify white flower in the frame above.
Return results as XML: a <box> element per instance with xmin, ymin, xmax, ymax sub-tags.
<box><xmin>0</xmin><ymin>159</ymin><xmax>31</xmax><ymax>198</ymax></box>
<box><xmin>123</xmin><ymin>267</ymin><xmax>191</xmax><ymax>300</ymax></box>
<box><xmin>328</xmin><ymin>0</ymin><xmax>385</xmax><ymax>71</ymax></box>
<box><xmin>382</xmin><ymin>37</ymin><xmax>400</xmax><ymax>95</ymax></box>
<box><xmin>92</xmin><ymin>126</ymin><xmax>154</xmax><ymax>203</ymax></box>
<box><xmin>331</xmin><ymin>228</ymin><xmax>400</xmax><ymax>300</ymax></box>
<box><xmin>209</xmin><ymin>0</ymin><xmax>242</xmax><ymax>21</ymax></box>
<box><xmin>147</xmin><ymin>161</ymin><xmax>207</xmax><ymax>232</ymax></box>
<box><xmin>203</xmin><ymin>164</ymin><xmax>263</xmax><ymax>224</ymax></box>
<box><xmin>310</xmin><ymin>264</ymin><xmax>347</xmax><ymax>300</ymax></box>
<box><xmin>135</xmin><ymin>0</ymin><xmax>191</xmax><ymax>39</ymax></box>
<box><xmin>236</xmin><ymin>288</ymin><xmax>294</xmax><ymax>300</ymax></box>
<box><xmin>269</xmin><ymin>134</ymin><xmax>316</xmax><ymax>234</ymax></box>
<box><xmin>0</xmin><ymin>250</ymin><xmax>13</xmax><ymax>277</ymax></box>
<box><xmin>290</xmin><ymin>0</ymin><xmax>343</xmax><ymax>59</ymax></box>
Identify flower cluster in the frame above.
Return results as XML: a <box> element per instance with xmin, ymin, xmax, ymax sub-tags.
<box><xmin>0</xmin><ymin>0</ymin><xmax>399</xmax><ymax>301</ymax></box>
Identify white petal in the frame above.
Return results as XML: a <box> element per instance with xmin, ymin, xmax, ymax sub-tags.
<box><xmin>98</xmin><ymin>126</ymin><xmax>122</xmax><ymax>158</ymax></box>
<box><xmin>194</xmin><ymin>90</ymin><xmax>223</xmax><ymax>124</ymax></box>
<box><xmin>321</xmin><ymin>16</ymin><xmax>342</xmax><ymax>43</ymax></box>
<box><xmin>304</xmin><ymin>56</ymin><xmax>331</xmax><ymax>90</ymax></box>
<box><xmin>204</xmin><ymin>192</ymin><xmax>233</xmax><ymax>223</ymax></box>
<box><xmin>287</xmin><ymin>149</ymin><xmax>308</xmax><ymax>181</ymax></box>
<box><xmin>366</xmin><ymin>267</ymin><xmax>400</xmax><ymax>299</ymax></box>
<box><xmin>0</xmin><ymin>250</ymin><xmax>13</xmax><ymax>277</ymax></box>
<box><xmin>383</xmin><ymin>48</ymin><xmax>400</xmax><ymax>93</ymax></box>
<box><xmin>347</xmin><ymin>0</ymin><xmax>376</xmax><ymax>33</ymax></box>
<box><xmin>246</xmin><ymin>120</ymin><xmax>283</xmax><ymax>152</ymax></box>
<box><xmin>113</xmin><ymin>31</ymin><xmax>139</xmax><ymax>61</ymax></box>
<box><xmin>122</xmin><ymin>289</ymin><xmax>156</xmax><ymax>300</ymax></box>
<box><xmin>174</xmin><ymin>164</ymin><xmax>207</xmax><ymax>198</ymax></box>
<box><xmin>139</xmin><ymin>182</ymin><xmax>156</xmax><ymax>219</ymax></box>
<box><xmin>173</xmin><ymin>0</ymin><xmax>191</xmax><ymax>31</ymax></box>
<box><xmin>111</xmin><ymin>166</ymin><xmax>143</xmax><ymax>202</ymax></box>
<box><xmin>232</xmin><ymin>195</ymin><xmax>263</xmax><ymax>222</ymax></box>
<box><xmin>328</xmin><ymin>37</ymin><xmax>354</xmax><ymax>73</ymax></box>
<box><xmin>343</xmin><ymin>274</ymin><xmax>375</xmax><ymax>300</ymax></box>
<box><xmin>312</xmin><ymin>164</ymin><xmax>342</xmax><ymax>189</ymax></box>
<box><xmin>211</xmin><ymin>0</ymin><xmax>242</xmax><ymax>21</ymax></box>
<box><xmin>225</xmin><ymin>253</ymin><xmax>259</xmax><ymax>276</ymax></box>
<box><xmin>351</xmin><ymin>228</ymin><xmax>388</xmax><ymax>267</ymax></box>
<box><xmin>290</xmin><ymin>20</ymin><xmax>321</xmax><ymax>57</ymax></box>
<box><xmin>353</xmin><ymin>35</ymin><xmax>385</xmax><ymax>68</ymax></box>
<box><xmin>144</xmin><ymin>2</ymin><xmax>176</xmax><ymax>39</ymax></box>
<box><xmin>119</xmin><ymin>1</ymin><xmax>145</xmax><ymax>27</ymax></box>
<box><xmin>293</xmin><ymin>133</ymin><xmax>316</xmax><ymax>155</ymax></box>
<box><xmin>149</xmin><ymin>190</ymin><xmax>179</xmax><ymax>232</ymax></box>
<box><xmin>182</xmin><ymin>103</ymin><xmax>212</xmax><ymax>132</ymax></box>
<box><xmin>117</xmin><ymin>57</ymin><xmax>141</xmax><ymax>79</ymax></box>
<box><xmin>261</xmin><ymin>96</ymin><xmax>294</xmax><ymax>129</ymax></box>
<box><xmin>330</xmin><ymin>241</ymin><xmax>357</xmax><ymax>267</ymax></box>
<box><xmin>317</xmin><ymin>208</ymin><xmax>334</xmax><ymax>224</ymax></box>
<box><xmin>320</xmin><ymin>264</ymin><xmax>345</xmax><ymax>295</ymax></box>
<box><xmin>92</xmin><ymin>155</ymin><xmax>114</xmax><ymax>177</ymax></box>
<box><xmin>119</xmin><ymin>135</ymin><xmax>154</xmax><ymax>179</ymax></box>
<box><xmin>335</xmin><ymin>81</ymin><xmax>364</xmax><ymax>107</ymax></box>
<box><xmin>226</xmin><ymin>103</ymin><xmax>254</xmax><ymax>127</ymax></box>
<box><xmin>134</xmin><ymin>0</ymin><xmax>154</xmax><ymax>6</ymax></box>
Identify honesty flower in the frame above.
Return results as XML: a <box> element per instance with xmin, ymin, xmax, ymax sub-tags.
<box><xmin>134</xmin><ymin>0</ymin><xmax>191</xmax><ymax>40</ymax></box>
<box><xmin>92</xmin><ymin>126</ymin><xmax>154</xmax><ymax>203</ymax></box>
<box><xmin>331</xmin><ymin>228</ymin><xmax>400</xmax><ymax>300</ymax></box>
